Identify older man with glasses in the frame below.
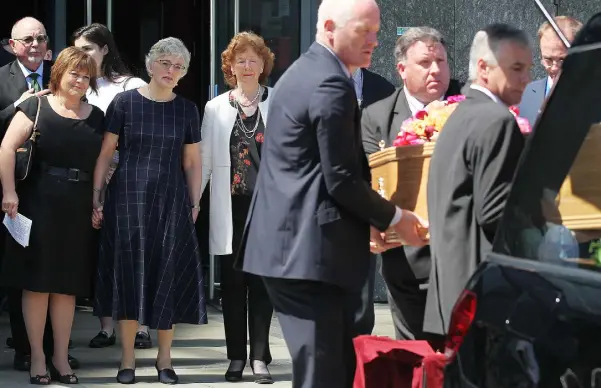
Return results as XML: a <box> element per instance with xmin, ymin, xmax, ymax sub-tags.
<box><xmin>518</xmin><ymin>16</ymin><xmax>582</xmax><ymax>126</ymax></box>
<box><xmin>0</xmin><ymin>16</ymin><xmax>80</xmax><ymax>373</ymax></box>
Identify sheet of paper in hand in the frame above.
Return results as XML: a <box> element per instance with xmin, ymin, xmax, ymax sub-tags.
<box><xmin>3</xmin><ymin>213</ymin><xmax>32</xmax><ymax>247</ymax></box>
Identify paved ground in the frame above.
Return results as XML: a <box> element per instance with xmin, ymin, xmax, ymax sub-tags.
<box><xmin>0</xmin><ymin>304</ymin><xmax>394</xmax><ymax>387</ymax></box>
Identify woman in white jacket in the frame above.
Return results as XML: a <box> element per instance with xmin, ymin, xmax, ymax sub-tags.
<box><xmin>201</xmin><ymin>32</ymin><xmax>275</xmax><ymax>384</ymax></box>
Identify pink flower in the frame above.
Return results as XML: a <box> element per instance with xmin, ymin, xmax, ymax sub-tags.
<box><xmin>509</xmin><ymin>105</ymin><xmax>520</xmax><ymax>117</ymax></box>
<box><xmin>446</xmin><ymin>95</ymin><xmax>466</xmax><ymax>104</ymax></box>
<box><xmin>415</xmin><ymin>110</ymin><xmax>428</xmax><ymax>120</ymax></box>
<box><xmin>516</xmin><ymin>116</ymin><xmax>532</xmax><ymax>134</ymax></box>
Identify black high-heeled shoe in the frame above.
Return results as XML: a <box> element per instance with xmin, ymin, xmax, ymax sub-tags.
<box><xmin>116</xmin><ymin>368</ymin><xmax>136</xmax><ymax>385</ymax></box>
<box><xmin>29</xmin><ymin>371</ymin><xmax>50</xmax><ymax>385</ymax></box>
<box><xmin>50</xmin><ymin>363</ymin><xmax>79</xmax><ymax>384</ymax></box>
<box><xmin>155</xmin><ymin>362</ymin><xmax>178</xmax><ymax>384</ymax></box>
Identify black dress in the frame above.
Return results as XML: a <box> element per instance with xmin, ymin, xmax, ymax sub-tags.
<box><xmin>1</xmin><ymin>96</ymin><xmax>104</xmax><ymax>296</ymax></box>
<box><xmin>94</xmin><ymin>90</ymin><xmax>207</xmax><ymax>330</ymax></box>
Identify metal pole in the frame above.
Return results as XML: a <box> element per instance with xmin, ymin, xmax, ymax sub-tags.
<box><xmin>210</xmin><ymin>0</ymin><xmax>216</xmax><ymax>99</ymax></box>
<box><xmin>107</xmin><ymin>0</ymin><xmax>112</xmax><ymax>31</ymax></box>
<box><xmin>533</xmin><ymin>0</ymin><xmax>571</xmax><ymax>48</ymax></box>
<box><xmin>86</xmin><ymin>0</ymin><xmax>92</xmax><ymax>25</ymax></box>
<box><xmin>234</xmin><ymin>0</ymin><xmax>240</xmax><ymax>34</ymax></box>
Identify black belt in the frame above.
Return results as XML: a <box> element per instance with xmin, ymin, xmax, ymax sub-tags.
<box><xmin>43</xmin><ymin>165</ymin><xmax>91</xmax><ymax>182</ymax></box>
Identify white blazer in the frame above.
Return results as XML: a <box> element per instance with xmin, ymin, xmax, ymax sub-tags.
<box><xmin>200</xmin><ymin>88</ymin><xmax>271</xmax><ymax>255</ymax></box>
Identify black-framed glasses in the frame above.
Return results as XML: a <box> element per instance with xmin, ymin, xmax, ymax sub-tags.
<box><xmin>14</xmin><ymin>35</ymin><xmax>49</xmax><ymax>45</ymax></box>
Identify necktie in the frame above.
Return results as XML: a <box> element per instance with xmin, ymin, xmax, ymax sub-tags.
<box><xmin>29</xmin><ymin>73</ymin><xmax>41</xmax><ymax>92</ymax></box>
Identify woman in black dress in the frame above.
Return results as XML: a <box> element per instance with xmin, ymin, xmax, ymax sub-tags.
<box><xmin>92</xmin><ymin>37</ymin><xmax>205</xmax><ymax>385</ymax></box>
<box><xmin>0</xmin><ymin>47</ymin><xmax>103</xmax><ymax>385</ymax></box>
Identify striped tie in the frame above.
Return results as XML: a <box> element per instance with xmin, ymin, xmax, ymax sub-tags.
<box><xmin>29</xmin><ymin>73</ymin><xmax>41</xmax><ymax>92</ymax></box>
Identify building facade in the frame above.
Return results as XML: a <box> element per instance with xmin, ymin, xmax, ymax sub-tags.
<box><xmin>1</xmin><ymin>0</ymin><xmax>596</xmax><ymax>302</ymax></box>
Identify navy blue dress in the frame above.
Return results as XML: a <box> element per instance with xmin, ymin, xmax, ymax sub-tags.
<box><xmin>94</xmin><ymin>89</ymin><xmax>207</xmax><ymax>330</ymax></box>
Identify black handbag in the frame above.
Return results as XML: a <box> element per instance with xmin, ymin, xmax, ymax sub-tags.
<box><xmin>15</xmin><ymin>96</ymin><xmax>41</xmax><ymax>181</ymax></box>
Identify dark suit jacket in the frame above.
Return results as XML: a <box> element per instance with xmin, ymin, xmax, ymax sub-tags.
<box><xmin>239</xmin><ymin>42</ymin><xmax>396</xmax><ymax>291</ymax></box>
<box><xmin>360</xmin><ymin>68</ymin><xmax>395</xmax><ymax>109</ymax></box>
<box><xmin>360</xmin><ymin>80</ymin><xmax>463</xmax><ymax>280</ymax></box>
<box><xmin>0</xmin><ymin>59</ymin><xmax>51</xmax><ymax>135</ymax></box>
<box><xmin>0</xmin><ymin>49</ymin><xmax>14</xmax><ymax>68</ymax></box>
<box><xmin>423</xmin><ymin>88</ymin><xmax>525</xmax><ymax>335</ymax></box>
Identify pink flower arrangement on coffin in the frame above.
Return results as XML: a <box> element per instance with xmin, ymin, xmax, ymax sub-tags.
<box><xmin>393</xmin><ymin>95</ymin><xmax>466</xmax><ymax>147</ymax></box>
<box><xmin>393</xmin><ymin>95</ymin><xmax>533</xmax><ymax>147</ymax></box>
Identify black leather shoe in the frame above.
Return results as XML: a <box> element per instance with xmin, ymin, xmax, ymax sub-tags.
<box><xmin>116</xmin><ymin>368</ymin><xmax>136</xmax><ymax>384</ymax></box>
<box><xmin>13</xmin><ymin>353</ymin><xmax>31</xmax><ymax>371</ymax></box>
<box><xmin>49</xmin><ymin>363</ymin><xmax>79</xmax><ymax>384</ymax></box>
<box><xmin>68</xmin><ymin>355</ymin><xmax>80</xmax><ymax>370</ymax></box>
<box><xmin>134</xmin><ymin>331</ymin><xmax>152</xmax><ymax>349</ymax></box>
<box><xmin>155</xmin><ymin>363</ymin><xmax>178</xmax><ymax>384</ymax></box>
<box><xmin>89</xmin><ymin>330</ymin><xmax>116</xmax><ymax>348</ymax></box>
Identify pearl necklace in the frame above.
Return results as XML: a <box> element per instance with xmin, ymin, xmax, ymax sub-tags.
<box><xmin>235</xmin><ymin>86</ymin><xmax>261</xmax><ymax>107</ymax></box>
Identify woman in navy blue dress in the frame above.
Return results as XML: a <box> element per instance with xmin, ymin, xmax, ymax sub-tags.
<box><xmin>92</xmin><ymin>37</ymin><xmax>205</xmax><ymax>385</ymax></box>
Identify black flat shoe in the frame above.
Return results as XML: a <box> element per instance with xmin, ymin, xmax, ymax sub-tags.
<box><xmin>49</xmin><ymin>364</ymin><xmax>78</xmax><ymax>384</ymax></box>
<box><xmin>225</xmin><ymin>360</ymin><xmax>245</xmax><ymax>382</ymax></box>
<box><xmin>89</xmin><ymin>330</ymin><xmax>116</xmax><ymax>348</ymax></box>
<box><xmin>155</xmin><ymin>363</ymin><xmax>179</xmax><ymax>384</ymax></box>
<box><xmin>251</xmin><ymin>363</ymin><xmax>273</xmax><ymax>384</ymax></box>
<box><xmin>134</xmin><ymin>331</ymin><xmax>152</xmax><ymax>349</ymax></box>
<box><xmin>225</xmin><ymin>369</ymin><xmax>243</xmax><ymax>382</ymax></box>
<box><xmin>29</xmin><ymin>371</ymin><xmax>50</xmax><ymax>385</ymax></box>
<box><xmin>116</xmin><ymin>368</ymin><xmax>136</xmax><ymax>384</ymax></box>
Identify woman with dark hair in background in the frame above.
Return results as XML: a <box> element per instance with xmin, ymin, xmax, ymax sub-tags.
<box><xmin>72</xmin><ymin>23</ymin><xmax>152</xmax><ymax>351</ymax></box>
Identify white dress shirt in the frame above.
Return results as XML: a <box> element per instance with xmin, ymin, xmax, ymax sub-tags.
<box><xmin>469</xmin><ymin>84</ymin><xmax>503</xmax><ymax>105</ymax></box>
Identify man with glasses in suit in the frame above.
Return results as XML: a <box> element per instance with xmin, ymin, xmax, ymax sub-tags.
<box><xmin>0</xmin><ymin>17</ymin><xmax>79</xmax><ymax>372</ymax></box>
<box><xmin>518</xmin><ymin>16</ymin><xmax>582</xmax><ymax>127</ymax></box>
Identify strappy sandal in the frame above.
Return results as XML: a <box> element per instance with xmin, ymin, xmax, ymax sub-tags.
<box><xmin>50</xmin><ymin>364</ymin><xmax>79</xmax><ymax>384</ymax></box>
<box><xmin>29</xmin><ymin>371</ymin><xmax>50</xmax><ymax>385</ymax></box>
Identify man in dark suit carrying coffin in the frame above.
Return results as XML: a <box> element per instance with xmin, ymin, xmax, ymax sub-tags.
<box><xmin>349</xmin><ymin>66</ymin><xmax>395</xmax><ymax>336</ymax></box>
<box><xmin>238</xmin><ymin>0</ymin><xmax>429</xmax><ymax>386</ymax></box>
<box><xmin>360</xmin><ymin>27</ymin><xmax>462</xmax><ymax>346</ymax></box>
<box><xmin>424</xmin><ymin>23</ymin><xmax>531</xmax><ymax>337</ymax></box>
<box><xmin>0</xmin><ymin>17</ymin><xmax>79</xmax><ymax>372</ymax></box>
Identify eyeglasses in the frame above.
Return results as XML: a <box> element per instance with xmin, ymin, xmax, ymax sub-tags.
<box><xmin>156</xmin><ymin>60</ymin><xmax>186</xmax><ymax>72</ymax></box>
<box><xmin>541</xmin><ymin>57</ymin><xmax>564</xmax><ymax>69</ymax></box>
<box><xmin>14</xmin><ymin>35</ymin><xmax>49</xmax><ymax>45</ymax></box>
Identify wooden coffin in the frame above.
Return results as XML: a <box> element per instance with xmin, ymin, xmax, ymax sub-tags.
<box><xmin>368</xmin><ymin>123</ymin><xmax>601</xmax><ymax>230</ymax></box>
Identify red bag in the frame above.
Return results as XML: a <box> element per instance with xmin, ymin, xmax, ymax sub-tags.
<box><xmin>353</xmin><ymin>335</ymin><xmax>447</xmax><ymax>388</ymax></box>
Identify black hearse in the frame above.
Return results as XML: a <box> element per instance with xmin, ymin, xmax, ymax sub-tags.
<box><xmin>443</xmin><ymin>12</ymin><xmax>601</xmax><ymax>388</ymax></box>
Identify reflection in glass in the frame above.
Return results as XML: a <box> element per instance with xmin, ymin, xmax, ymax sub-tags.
<box><xmin>239</xmin><ymin>0</ymin><xmax>301</xmax><ymax>86</ymax></box>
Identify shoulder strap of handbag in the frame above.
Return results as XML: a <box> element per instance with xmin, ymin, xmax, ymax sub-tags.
<box><xmin>122</xmin><ymin>76</ymin><xmax>133</xmax><ymax>91</ymax></box>
<box><xmin>29</xmin><ymin>96</ymin><xmax>42</xmax><ymax>141</ymax></box>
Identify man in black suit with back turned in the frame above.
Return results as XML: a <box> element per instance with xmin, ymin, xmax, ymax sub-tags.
<box><xmin>361</xmin><ymin>27</ymin><xmax>462</xmax><ymax>347</ymax></box>
<box><xmin>238</xmin><ymin>0</ymin><xmax>429</xmax><ymax>386</ymax></box>
<box><xmin>425</xmin><ymin>24</ymin><xmax>530</xmax><ymax>337</ymax></box>
<box><xmin>0</xmin><ymin>17</ymin><xmax>79</xmax><ymax>371</ymax></box>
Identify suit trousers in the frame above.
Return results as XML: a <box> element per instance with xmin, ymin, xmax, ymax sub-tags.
<box><xmin>263</xmin><ymin>277</ymin><xmax>357</xmax><ymax>388</ymax></box>
<box><xmin>219</xmin><ymin>253</ymin><xmax>273</xmax><ymax>362</ymax></box>
<box><xmin>8</xmin><ymin>288</ymin><xmax>54</xmax><ymax>356</ymax></box>
<box><xmin>349</xmin><ymin>255</ymin><xmax>376</xmax><ymax>335</ymax></box>
<box><xmin>380</xmin><ymin>253</ymin><xmax>445</xmax><ymax>351</ymax></box>
<box><xmin>219</xmin><ymin>194</ymin><xmax>273</xmax><ymax>363</ymax></box>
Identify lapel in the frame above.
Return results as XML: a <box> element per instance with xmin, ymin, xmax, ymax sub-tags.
<box><xmin>9</xmin><ymin>60</ymin><xmax>28</xmax><ymax>97</ymax></box>
<box><xmin>258</xmin><ymin>92</ymin><xmax>269</xmax><ymax>131</ymax></box>
<box><xmin>531</xmin><ymin>78</ymin><xmax>547</xmax><ymax>103</ymax></box>
<box><xmin>388</xmin><ymin>88</ymin><xmax>412</xmax><ymax>145</ymax></box>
